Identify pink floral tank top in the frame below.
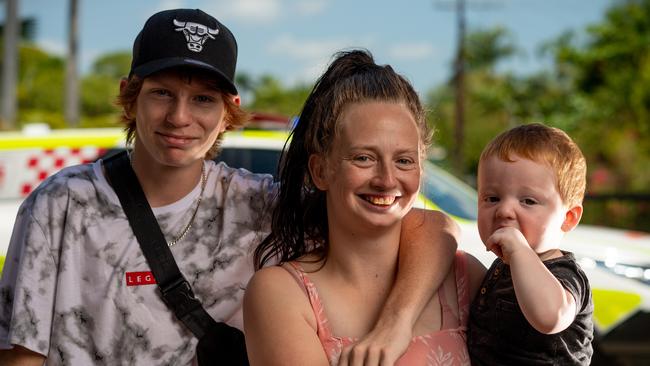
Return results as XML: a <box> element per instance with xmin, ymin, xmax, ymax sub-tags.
<box><xmin>282</xmin><ymin>251</ymin><xmax>471</xmax><ymax>366</ymax></box>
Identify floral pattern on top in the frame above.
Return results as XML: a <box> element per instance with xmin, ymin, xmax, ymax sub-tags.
<box><xmin>282</xmin><ymin>251</ymin><xmax>471</xmax><ymax>366</ymax></box>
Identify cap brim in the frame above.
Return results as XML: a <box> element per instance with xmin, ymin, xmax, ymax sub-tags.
<box><xmin>131</xmin><ymin>57</ymin><xmax>238</xmax><ymax>95</ymax></box>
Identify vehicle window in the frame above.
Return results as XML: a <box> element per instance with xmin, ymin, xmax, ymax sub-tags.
<box><xmin>421</xmin><ymin>161</ymin><xmax>478</xmax><ymax>220</ymax></box>
<box><xmin>99</xmin><ymin>148</ymin><xmax>282</xmax><ymax>180</ymax></box>
<box><xmin>217</xmin><ymin>148</ymin><xmax>281</xmax><ymax>179</ymax></box>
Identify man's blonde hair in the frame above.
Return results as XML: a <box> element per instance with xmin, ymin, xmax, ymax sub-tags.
<box><xmin>479</xmin><ymin>123</ymin><xmax>587</xmax><ymax>207</ymax></box>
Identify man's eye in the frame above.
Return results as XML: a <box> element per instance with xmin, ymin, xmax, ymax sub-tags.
<box><xmin>195</xmin><ymin>95</ymin><xmax>215</xmax><ymax>103</ymax></box>
<box><xmin>152</xmin><ymin>89</ymin><xmax>171</xmax><ymax>97</ymax></box>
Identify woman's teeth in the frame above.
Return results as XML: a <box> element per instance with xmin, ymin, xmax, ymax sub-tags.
<box><xmin>364</xmin><ymin>195</ymin><xmax>396</xmax><ymax>206</ymax></box>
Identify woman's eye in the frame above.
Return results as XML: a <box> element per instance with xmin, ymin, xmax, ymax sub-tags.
<box><xmin>351</xmin><ymin>155</ymin><xmax>374</xmax><ymax>166</ymax></box>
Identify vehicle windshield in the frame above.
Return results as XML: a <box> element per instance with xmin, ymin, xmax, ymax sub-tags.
<box><xmin>421</xmin><ymin>161</ymin><xmax>478</xmax><ymax>220</ymax></box>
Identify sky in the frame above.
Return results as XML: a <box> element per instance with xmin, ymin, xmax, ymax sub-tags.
<box><xmin>6</xmin><ymin>0</ymin><xmax>616</xmax><ymax>96</ymax></box>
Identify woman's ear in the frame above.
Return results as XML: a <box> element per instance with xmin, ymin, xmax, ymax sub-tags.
<box><xmin>561</xmin><ymin>204</ymin><xmax>583</xmax><ymax>232</ymax></box>
<box><xmin>308</xmin><ymin>154</ymin><xmax>328</xmax><ymax>191</ymax></box>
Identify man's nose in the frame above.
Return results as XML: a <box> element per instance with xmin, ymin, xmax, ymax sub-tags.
<box><xmin>167</xmin><ymin>98</ymin><xmax>191</xmax><ymax>127</ymax></box>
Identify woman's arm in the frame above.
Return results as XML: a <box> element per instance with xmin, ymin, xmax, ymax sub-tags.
<box><xmin>338</xmin><ymin>208</ymin><xmax>459</xmax><ymax>365</ymax></box>
<box><xmin>243</xmin><ymin>266</ymin><xmax>330</xmax><ymax>366</ymax></box>
<box><xmin>0</xmin><ymin>346</ymin><xmax>46</xmax><ymax>366</ymax></box>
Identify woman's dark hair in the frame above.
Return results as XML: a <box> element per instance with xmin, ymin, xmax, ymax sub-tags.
<box><xmin>254</xmin><ymin>49</ymin><xmax>431</xmax><ymax>269</ymax></box>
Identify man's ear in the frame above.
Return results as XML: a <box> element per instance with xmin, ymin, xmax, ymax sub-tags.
<box><xmin>119</xmin><ymin>78</ymin><xmax>128</xmax><ymax>93</ymax></box>
<box><xmin>561</xmin><ymin>204</ymin><xmax>583</xmax><ymax>232</ymax></box>
<box><xmin>119</xmin><ymin>78</ymin><xmax>135</xmax><ymax>119</ymax></box>
<box><xmin>308</xmin><ymin>154</ymin><xmax>328</xmax><ymax>191</ymax></box>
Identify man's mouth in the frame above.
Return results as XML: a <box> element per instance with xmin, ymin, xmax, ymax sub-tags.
<box><xmin>159</xmin><ymin>132</ymin><xmax>195</xmax><ymax>145</ymax></box>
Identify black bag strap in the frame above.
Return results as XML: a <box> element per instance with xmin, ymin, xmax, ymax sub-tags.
<box><xmin>104</xmin><ymin>151</ymin><xmax>217</xmax><ymax>339</ymax></box>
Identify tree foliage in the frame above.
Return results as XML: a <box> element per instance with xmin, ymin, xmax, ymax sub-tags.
<box><xmin>428</xmin><ymin>0</ymin><xmax>650</xmax><ymax>230</ymax></box>
<box><xmin>3</xmin><ymin>0</ymin><xmax>650</xmax><ymax>231</ymax></box>
<box><xmin>243</xmin><ymin>74</ymin><xmax>312</xmax><ymax>117</ymax></box>
<box><xmin>92</xmin><ymin>51</ymin><xmax>131</xmax><ymax>79</ymax></box>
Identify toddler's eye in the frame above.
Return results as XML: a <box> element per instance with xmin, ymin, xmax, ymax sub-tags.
<box><xmin>522</xmin><ymin>198</ymin><xmax>538</xmax><ymax>205</ymax></box>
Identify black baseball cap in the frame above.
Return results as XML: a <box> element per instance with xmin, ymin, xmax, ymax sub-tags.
<box><xmin>129</xmin><ymin>8</ymin><xmax>238</xmax><ymax>94</ymax></box>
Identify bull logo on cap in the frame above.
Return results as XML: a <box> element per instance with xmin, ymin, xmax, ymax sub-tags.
<box><xmin>173</xmin><ymin>19</ymin><xmax>219</xmax><ymax>52</ymax></box>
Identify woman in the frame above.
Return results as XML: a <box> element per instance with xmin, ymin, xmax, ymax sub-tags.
<box><xmin>244</xmin><ymin>49</ymin><xmax>485</xmax><ymax>365</ymax></box>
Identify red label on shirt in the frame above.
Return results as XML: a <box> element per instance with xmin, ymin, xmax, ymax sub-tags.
<box><xmin>126</xmin><ymin>271</ymin><xmax>157</xmax><ymax>286</ymax></box>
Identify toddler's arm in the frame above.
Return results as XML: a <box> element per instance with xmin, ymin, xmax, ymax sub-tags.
<box><xmin>486</xmin><ymin>227</ymin><xmax>577</xmax><ymax>334</ymax></box>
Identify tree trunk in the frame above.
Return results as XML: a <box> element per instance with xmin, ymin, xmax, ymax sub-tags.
<box><xmin>1</xmin><ymin>0</ymin><xmax>19</xmax><ymax>128</ymax></box>
<box><xmin>65</xmin><ymin>0</ymin><xmax>80</xmax><ymax>127</ymax></box>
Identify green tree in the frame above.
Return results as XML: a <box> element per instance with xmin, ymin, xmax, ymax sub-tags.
<box><xmin>427</xmin><ymin>26</ymin><xmax>520</xmax><ymax>180</ymax></box>
<box><xmin>17</xmin><ymin>45</ymin><xmax>65</xmax><ymax>114</ymax></box>
<box><xmin>245</xmin><ymin>75</ymin><xmax>311</xmax><ymax>117</ymax></box>
<box><xmin>465</xmin><ymin>26</ymin><xmax>517</xmax><ymax>72</ymax></box>
<box><xmin>79</xmin><ymin>51</ymin><xmax>129</xmax><ymax>119</ymax></box>
<box><xmin>548</xmin><ymin>0</ymin><xmax>650</xmax><ymax>192</ymax></box>
<box><xmin>92</xmin><ymin>51</ymin><xmax>131</xmax><ymax>79</ymax></box>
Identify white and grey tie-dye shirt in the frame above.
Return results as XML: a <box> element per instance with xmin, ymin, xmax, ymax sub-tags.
<box><xmin>0</xmin><ymin>159</ymin><xmax>276</xmax><ymax>365</ymax></box>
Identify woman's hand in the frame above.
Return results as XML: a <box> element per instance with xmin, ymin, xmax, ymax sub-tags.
<box><xmin>337</xmin><ymin>313</ymin><xmax>412</xmax><ymax>366</ymax></box>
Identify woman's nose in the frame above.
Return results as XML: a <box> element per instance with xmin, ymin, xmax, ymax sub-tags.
<box><xmin>370</xmin><ymin>162</ymin><xmax>397</xmax><ymax>189</ymax></box>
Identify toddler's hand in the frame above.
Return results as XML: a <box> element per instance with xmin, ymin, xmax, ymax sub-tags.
<box><xmin>485</xmin><ymin>227</ymin><xmax>530</xmax><ymax>264</ymax></box>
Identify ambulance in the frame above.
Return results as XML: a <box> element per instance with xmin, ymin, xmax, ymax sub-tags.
<box><xmin>1</xmin><ymin>120</ymin><xmax>649</xmax><ymax>361</ymax></box>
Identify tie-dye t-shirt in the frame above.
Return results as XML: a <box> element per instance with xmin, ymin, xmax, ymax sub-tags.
<box><xmin>0</xmin><ymin>159</ymin><xmax>275</xmax><ymax>365</ymax></box>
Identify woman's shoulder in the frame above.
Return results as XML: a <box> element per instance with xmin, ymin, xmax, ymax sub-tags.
<box><xmin>244</xmin><ymin>264</ymin><xmax>318</xmax><ymax>330</ymax></box>
<box><xmin>248</xmin><ymin>266</ymin><xmax>295</xmax><ymax>291</ymax></box>
<box><xmin>246</xmin><ymin>264</ymin><xmax>309</xmax><ymax>305</ymax></box>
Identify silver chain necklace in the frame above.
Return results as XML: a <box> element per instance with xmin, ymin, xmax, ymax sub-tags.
<box><xmin>128</xmin><ymin>150</ymin><xmax>207</xmax><ymax>247</ymax></box>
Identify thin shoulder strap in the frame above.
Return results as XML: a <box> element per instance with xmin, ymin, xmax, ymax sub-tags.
<box><xmin>281</xmin><ymin>262</ymin><xmax>335</xmax><ymax>340</ymax></box>
<box><xmin>454</xmin><ymin>250</ymin><xmax>470</xmax><ymax>325</ymax></box>
<box><xmin>104</xmin><ymin>151</ymin><xmax>217</xmax><ymax>339</ymax></box>
<box><xmin>438</xmin><ymin>250</ymin><xmax>469</xmax><ymax>329</ymax></box>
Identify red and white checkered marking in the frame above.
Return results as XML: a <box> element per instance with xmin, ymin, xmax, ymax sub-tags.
<box><xmin>19</xmin><ymin>147</ymin><xmax>106</xmax><ymax>196</ymax></box>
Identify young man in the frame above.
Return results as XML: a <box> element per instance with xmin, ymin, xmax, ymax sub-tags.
<box><xmin>0</xmin><ymin>9</ymin><xmax>458</xmax><ymax>365</ymax></box>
